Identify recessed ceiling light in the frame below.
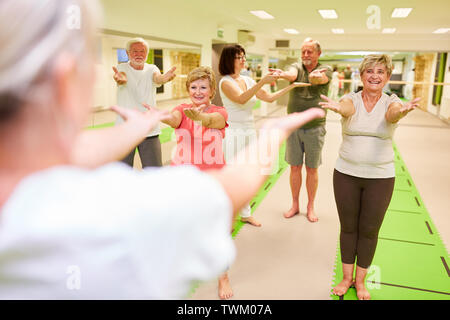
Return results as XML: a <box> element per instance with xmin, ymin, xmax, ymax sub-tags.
<box><xmin>318</xmin><ymin>9</ymin><xmax>338</xmax><ymax>19</ymax></box>
<box><xmin>331</xmin><ymin>28</ymin><xmax>344</xmax><ymax>34</ymax></box>
<box><xmin>250</xmin><ymin>10</ymin><xmax>274</xmax><ymax>20</ymax></box>
<box><xmin>284</xmin><ymin>28</ymin><xmax>299</xmax><ymax>35</ymax></box>
<box><xmin>382</xmin><ymin>28</ymin><xmax>396</xmax><ymax>33</ymax></box>
<box><xmin>391</xmin><ymin>8</ymin><xmax>412</xmax><ymax>18</ymax></box>
<box><xmin>432</xmin><ymin>28</ymin><xmax>450</xmax><ymax>34</ymax></box>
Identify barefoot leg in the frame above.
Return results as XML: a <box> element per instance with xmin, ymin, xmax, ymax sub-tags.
<box><xmin>305</xmin><ymin>166</ymin><xmax>319</xmax><ymax>223</ymax></box>
<box><xmin>284</xmin><ymin>165</ymin><xmax>302</xmax><ymax>218</ymax></box>
<box><xmin>241</xmin><ymin>216</ymin><xmax>262</xmax><ymax>227</ymax></box>
<box><xmin>355</xmin><ymin>265</ymin><xmax>371</xmax><ymax>300</ymax></box>
<box><xmin>218</xmin><ymin>272</ymin><xmax>233</xmax><ymax>300</ymax></box>
<box><xmin>332</xmin><ymin>263</ymin><xmax>354</xmax><ymax>296</ymax></box>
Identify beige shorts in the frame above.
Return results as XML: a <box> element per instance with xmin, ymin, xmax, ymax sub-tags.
<box><xmin>285</xmin><ymin>125</ymin><xmax>326</xmax><ymax>168</ymax></box>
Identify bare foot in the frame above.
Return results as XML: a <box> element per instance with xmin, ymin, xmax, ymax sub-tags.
<box><xmin>241</xmin><ymin>216</ymin><xmax>262</xmax><ymax>227</ymax></box>
<box><xmin>332</xmin><ymin>278</ymin><xmax>354</xmax><ymax>296</ymax></box>
<box><xmin>284</xmin><ymin>207</ymin><xmax>299</xmax><ymax>218</ymax></box>
<box><xmin>218</xmin><ymin>274</ymin><xmax>233</xmax><ymax>300</ymax></box>
<box><xmin>355</xmin><ymin>282</ymin><xmax>371</xmax><ymax>300</ymax></box>
<box><xmin>306</xmin><ymin>207</ymin><xmax>319</xmax><ymax>223</ymax></box>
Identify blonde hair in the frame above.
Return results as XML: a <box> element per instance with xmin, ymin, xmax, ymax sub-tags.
<box><xmin>0</xmin><ymin>0</ymin><xmax>101</xmax><ymax>120</ymax></box>
<box><xmin>185</xmin><ymin>66</ymin><xmax>216</xmax><ymax>99</ymax></box>
<box><xmin>359</xmin><ymin>54</ymin><xmax>393</xmax><ymax>76</ymax></box>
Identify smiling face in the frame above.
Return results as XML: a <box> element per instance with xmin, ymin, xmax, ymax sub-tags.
<box><xmin>361</xmin><ymin>63</ymin><xmax>390</xmax><ymax>92</ymax></box>
<box><xmin>188</xmin><ymin>78</ymin><xmax>212</xmax><ymax>106</ymax></box>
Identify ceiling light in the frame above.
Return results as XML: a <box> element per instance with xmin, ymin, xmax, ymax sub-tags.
<box><xmin>432</xmin><ymin>28</ymin><xmax>450</xmax><ymax>34</ymax></box>
<box><xmin>382</xmin><ymin>28</ymin><xmax>396</xmax><ymax>33</ymax></box>
<box><xmin>284</xmin><ymin>28</ymin><xmax>299</xmax><ymax>34</ymax></box>
<box><xmin>250</xmin><ymin>10</ymin><xmax>274</xmax><ymax>20</ymax></box>
<box><xmin>331</xmin><ymin>28</ymin><xmax>344</xmax><ymax>34</ymax></box>
<box><xmin>391</xmin><ymin>8</ymin><xmax>412</xmax><ymax>18</ymax></box>
<box><xmin>318</xmin><ymin>9</ymin><xmax>338</xmax><ymax>19</ymax></box>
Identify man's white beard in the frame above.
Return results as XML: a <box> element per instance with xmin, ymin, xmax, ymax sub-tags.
<box><xmin>131</xmin><ymin>59</ymin><xmax>145</xmax><ymax>67</ymax></box>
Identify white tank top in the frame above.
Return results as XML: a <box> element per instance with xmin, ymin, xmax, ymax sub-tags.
<box><xmin>219</xmin><ymin>75</ymin><xmax>257</xmax><ymax>124</ymax></box>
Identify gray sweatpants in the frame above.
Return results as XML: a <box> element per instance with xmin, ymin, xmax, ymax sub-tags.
<box><xmin>121</xmin><ymin>135</ymin><xmax>162</xmax><ymax>168</ymax></box>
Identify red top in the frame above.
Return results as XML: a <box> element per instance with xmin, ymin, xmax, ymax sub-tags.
<box><xmin>171</xmin><ymin>104</ymin><xmax>228</xmax><ymax>170</ymax></box>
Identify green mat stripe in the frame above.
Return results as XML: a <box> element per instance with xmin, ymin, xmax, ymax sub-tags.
<box><xmin>331</xmin><ymin>143</ymin><xmax>450</xmax><ymax>300</ymax></box>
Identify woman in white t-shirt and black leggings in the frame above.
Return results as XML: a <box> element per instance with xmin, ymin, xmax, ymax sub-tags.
<box><xmin>320</xmin><ymin>54</ymin><xmax>420</xmax><ymax>300</ymax></box>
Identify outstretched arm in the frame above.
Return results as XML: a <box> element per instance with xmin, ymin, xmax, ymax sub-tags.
<box><xmin>385</xmin><ymin>97</ymin><xmax>421</xmax><ymax>123</ymax></box>
<box><xmin>318</xmin><ymin>94</ymin><xmax>355</xmax><ymax>118</ymax></box>
<box><xmin>184</xmin><ymin>105</ymin><xmax>226</xmax><ymax>129</ymax></box>
<box><xmin>71</xmin><ymin>106</ymin><xmax>170</xmax><ymax>168</ymax></box>
<box><xmin>144</xmin><ymin>102</ymin><xmax>182</xmax><ymax>129</ymax></box>
<box><xmin>220</xmin><ymin>72</ymin><xmax>280</xmax><ymax>105</ymax></box>
<box><xmin>269</xmin><ymin>66</ymin><xmax>298</xmax><ymax>83</ymax></box>
<box><xmin>153</xmin><ymin>66</ymin><xmax>177</xmax><ymax>85</ymax></box>
<box><xmin>207</xmin><ymin>108</ymin><xmax>325</xmax><ymax>223</ymax></box>
<box><xmin>256</xmin><ymin>82</ymin><xmax>311</xmax><ymax>103</ymax></box>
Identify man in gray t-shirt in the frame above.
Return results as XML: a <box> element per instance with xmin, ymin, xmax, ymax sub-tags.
<box><xmin>276</xmin><ymin>38</ymin><xmax>331</xmax><ymax>223</ymax></box>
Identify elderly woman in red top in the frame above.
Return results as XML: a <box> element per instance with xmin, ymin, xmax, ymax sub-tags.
<box><xmin>159</xmin><ymin>66</ymin><xmax>228</xmax><ymax>171</ymax></box>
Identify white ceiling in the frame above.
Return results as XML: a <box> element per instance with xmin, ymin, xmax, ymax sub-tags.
<box><xmin>192</xmin><ymin>0</ymin><xmax>450</xmax><ymax>37</ymax></box>
<box><xmin>101</xmin><ymin>0</ymin><xmax>450</xmax><ymax>52</ymax></box>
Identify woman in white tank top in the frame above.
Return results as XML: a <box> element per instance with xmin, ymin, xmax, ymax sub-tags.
<box><xmin>217</xmin><ymin>44</ymin><xmax>310</xmax><ymax>299</ymax></box>
<box><xmin>219</xmin><ymin>44</ymin><xmax>310</xmax><ymax>226</ymax></box>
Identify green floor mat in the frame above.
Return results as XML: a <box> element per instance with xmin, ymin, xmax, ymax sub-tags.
<box><xmin>331</xmin><ymin>143</ymin><xmax>450</xmax><ymax>300</ymax></box>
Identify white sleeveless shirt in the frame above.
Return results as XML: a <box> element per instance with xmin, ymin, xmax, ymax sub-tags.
<box><xmin>219</xmin><ymin>75</ymin><xmax>257</xmax><ymax>124</ymax></box>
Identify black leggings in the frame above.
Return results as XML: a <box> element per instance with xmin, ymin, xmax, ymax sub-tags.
<box><xmin>333</xmin><ymin>169</ymin><xmax>395</xmax><ymax>269</ymax></box>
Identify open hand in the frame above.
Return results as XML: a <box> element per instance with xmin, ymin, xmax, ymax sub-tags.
<box><xmin>112</xmin><ymin>66</ymin><xmax>127</xmax><ymax>85</ymax></box>
<box><xmin>268</xmin><ymin>68</ymin><xmax>284</xmax><ymax>76</ymax></box>
<box><xmin>184</xmin><ymin>104</ymin><xmax>207</xmax><ymax>121</ymax></box>
<box><xmin>399</xmin><ymin>97</ymin><xmax>421</xmax><ymax>115</ymax></box>
<box><xmin>111</xmin><ymin>104</ymin><xmax>170</xmax><ymax>133</ymax></box>
<box><xmin>163</xmin><ymin>66</ymin><xmax>177</xmax><ymax>82</ymax></box>
<box><xmin>318</xmin><ymin>94</ymin><xmax>341</xmax><ymax>113</ymax></box>
<box><xmin>261</xmin><ymin>71</ymin><xmax>280</xmax><ymax>85</ymax></box>
<box><xmin>309</xmin><ymin>68</ymin><xmax>329</xmax><ymax>78</ymax></box>
<box><xmin>260</xmin><ymin>108</ymin><xmax>325</xmax><ymax>142</ymax></box>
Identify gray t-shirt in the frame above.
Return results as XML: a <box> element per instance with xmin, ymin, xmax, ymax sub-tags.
<box><xmin>287</xmin><ymin>62</ymin><xmax>332</xmax><ymax>129</ymax></box>
<box><xmin>335</xmin><ymin>91</ymin><xmax>402</xmax><ymax>178</ymax></box>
